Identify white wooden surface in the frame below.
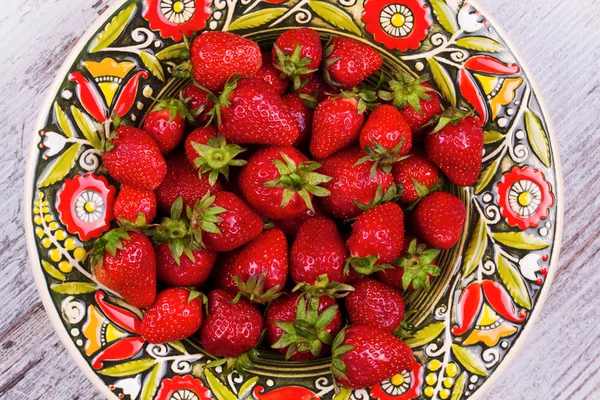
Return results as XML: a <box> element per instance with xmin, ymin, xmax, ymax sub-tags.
<box><xmin>0</xmin><ymin>0</ymin><xmax>599</xmax><ymax>399</ymax></box>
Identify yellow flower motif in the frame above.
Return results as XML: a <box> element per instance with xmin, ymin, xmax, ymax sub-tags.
<box><xmin>463</xmin><ymin>303</ymin><xmax>518</xmax><ymax>346</ymax></box>
<box><xmin>474</xmin><ymin>74</ymin><xmax>523</xmax><ymax>119</ymax></box>
<box><xmin>82</xmin><ymin>305</ymin><xmax>127</xmax><ymax>356</ymax></box>
<box><xmin>83</xmin><ymin>58</ymin><xmax>136</xmax><ymax>108</ymax></box>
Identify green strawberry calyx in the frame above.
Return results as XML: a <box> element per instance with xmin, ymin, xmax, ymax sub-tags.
<box><xmin>273</xmin><ymin>44</ymin><xmax>318</xmax><ymax>91</ymax></box>
<box><xmin>232</xmin><ymin>271</ymin><xmax>283</xmax><ymax>305</ymax></box>
<box><xmin>405</xmin><ymin>178</ymin><xmax>443</xmax><ymax>212</ymax></box>
<box><xmin>187</xmin><ymin>191</ymin><xmax>227</xmax><ymax>246</ymax></box>
<box><xmin>153</xmin><ymin>198</ymin><xmax>199</xmax><ymax>266</ymax></box>
<box><xmin>357</xmin><ymin>138</ymin><xmax>411</xmax><ymax>175</ymax></box>
<box><xmin>191</xmin><ymin>134</ymin><xmax>247</xmax><ymax>186</ymax></box>
<box><xmin>263</xmin><ymin>151</ymin><xmax>332</xmax><ymax>213</ymax></box>
<box><xmin>431</xmin><ymin>107</ymin><xmax>476</xmax><ymax>133</ymax></box>
<box><xmin>272</xmin><ymin>296</ymin><xmax>338</xmax><ymax>359</ymax></box>
<box><xmin>396</xmin><ymin>238</ymin><xmax>441</xmax><ymax>291</ymax></box>
<box><xmin>151</xmin><ymin>98</ymin><xmax>195</xmax><ymax>124</ymax></box>
<box><xmin>378</xmin><ymin>72</ymin><xmax>437</xmax><ymax>115</ymax></box>
<box><xmin>207</xmin><ymin>77</ymin><xmax>239</xmax><ymax>127</ymax></box>
<box><xmin>336</xmin><ymin>89</ymin><xmax>378</xmax><ymax>114</ymax></box>
<box><xmin>187</xmin><ymin>289</ymin><xmax>208</xmax><ymax>304</ymax></box>
<box><xmin>331</xmin><ymin>328</ymin><xmax>355</xmax><ymax>382</ymax></box>
<box><xmin>205</xmin><ymin>345</ymin><xmax>261</xmax><ymax>376</ymax></box>
<box><xmin>88</xmin><ymin>227</ymin><xmax>134</xmax><ymax>270</ymax></box>
<box><xmin>354</xmin><ymin>183</ymin><xmax>402</xmax><ymax>213</ymax></box>
<box><xmin>171</xmin><ymin>35</ymin><xmax>193</xmax><ymax>79</ymax></box>
<box><xmin>292</xmin><ymin>274</ymin><xmax>355</xmax><ymax>299</ymax></box>
<box><xmin>344</xmin><ymin>254</ymin><xmax>394</xmax><ymax>277</ymax></box>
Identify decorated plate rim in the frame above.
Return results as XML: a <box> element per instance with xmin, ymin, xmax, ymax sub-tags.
<box><xmin>23</xmin><ymin>1</ymin><xmax>564</xmax><ymax>399</ymax></box>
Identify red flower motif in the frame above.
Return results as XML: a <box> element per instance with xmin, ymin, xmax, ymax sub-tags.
<box><xmin>56</xmin><ymin>173</ymin><xmax>116</xmax><ymax>241</ymax></box>
<box><xmin>155</xmin><ymin>375</ymin><xmax>212</xmax><ymax>400</ymax></box>
<box><xmin>496</xmin><ymin>166</ymin><xmax>554</xmax><ymax>230</ymax></box>
<box><xmin>370</xmin><ymin>362</ymin><xmax>424</xmax><ymax>399</ymax></box>
<box><xmin>143</xmin><ymin>0</ymin><xmax>212</xmax><ymax>41</ymax></box>
<box><xmin>363</xmin><ymin>0</ymin><xmax>432</xmax><ymax>52</ymax></box>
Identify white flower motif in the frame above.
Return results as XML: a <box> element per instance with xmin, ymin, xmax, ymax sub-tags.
<box><xmin>379</xmin><ymin>4</ymin><xmax>415</xmax><ymax>38</ymax></box>
<box><xmin>160</xmin><ymin>0</ymin><xmax>196</xmax><ymax>24</ymax></box>
<box><xmin>41</xmin><ymin>131</ymin><xmax>68</xmax><ymax>159</ymax></box>
<box><xmin>458</xmin><ymin>3</ymin><xmax>485</xmax><ymax>33</ymax></box>
<box><xmin>75</xmin><ymin>190</ymin><xmax>106</xmax><ymax>223</ymax></box>
<box><xmin>519</xmin><ymin>253</ymin><xmax>541</xmax><ymax>281</ymax></box>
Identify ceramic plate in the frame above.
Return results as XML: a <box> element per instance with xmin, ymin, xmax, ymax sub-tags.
<box><xmin>25</xmin><ymin>0</ymin><xmax>563</xmax><ymax>399</ymax></box>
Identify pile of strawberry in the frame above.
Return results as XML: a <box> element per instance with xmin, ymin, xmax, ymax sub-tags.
<box><xmin>90</xmin><ymin>28</ymin><xmax>483</xmax><ymax>389</ymax></box>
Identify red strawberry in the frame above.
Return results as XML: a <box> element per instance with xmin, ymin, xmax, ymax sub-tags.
<box><xmin>212</xmin><ymin>229</ymin><xmax>288</xmax><ymax>303</ymax></box>
<box><xmin>272</xmin><ymin>28</ymin><xmax>322</xmax><ymax>90</ymax></box>
<box><xmin>90</xmin><ymin>229</ymin><xmax>156</xmax><ymax>308</ymax></box>
<box><xmin>155</xmin><ymin>151</ymin><xmax>223</xmax><ymax>215</ymax></box>
<box><xmin>184</xmin><ymin>126</ymin><xmax>248</xmax><ymax>186</ymax></box>
<box><xmin>239</xmin><ymin>146</ymin><xmax>331</xmax><ymax>219</ymax></box>
<box><xmin>181</xmin><ymin>84</ymin><xmax>215</xmax><ymax>124</ymax></box>
<box><xmin>141</xmin><ymin>288</ymin><xmax>205</xmax><ymax>344</ymax></box>
<box><xmin>156</xmin><ymin>243</ymin><xmax>217</xmax><ymax>287</ymax></box>
<box><xmin>323</xmin><ymin>37</ymin><xmax>383</xmax><ymax>89</ymax></box>
<box><xmin>215</xmin><ymin>78</ymin><xmax>299</xmax><ymax>146</ymax></box>
<box><xmin>113</xmin><ymin>185</ymin><xmax>157</xmax><ymax>224</ymax></box>
<box><xmin>256</xmin><ymin>51</ymin><xmax>289</xmax><ymax>95</ymax></box>
<box><xmin>318</xmin><ymin>146</ymin><xmax>393</xmax><ymax>219</ymax></box>
<box><xmin>296</xmin><ymin>74</ymin><xmax>337</xmax><ymax>102</ymax></box>
<box><xmin>190</xmin><ymin>31</ymin><xmax>261</xmax><ymax>91</ymax></box>
<box><xmin>310</xmin><ymin>93</ymin><xmax>373</xmax><ymax>159</ymax></box>
<box><xmin>377</xmin><ymin>236</ymin><xmax>441</xmax><ymax>291</ymax></box>
<box><xmin>143</xmin><ymin>98</ymin><xmax>193</xmax><ymax>154</ymax></box>
<box><xmin>281</xmin><ymin>93</ymin><xmax>315</xmax><ymax>146</ymax></box>
<box><xmin>392</xmin><ymin>151</ymin><xmax>441</xmax><ymax>204</ymax></box>
<box><xmin>358</xmin><ymin>104</ymin><xmax>412</xmax><ymax>171</ymax></box>
<box><xmin>425</xmin><ymin>109</ymin><xmax>484</xmax><ymax>186</ymax></box>
<box><xmin>290</xmin><ymin>216</ymin><xmax>348</xmax><ymax>285</ymax></box>
<box><xmin>266</xmin><ymin>293</ymin><xmax>342</xmax><ymax>360</ymax></box>
<box><xmin>346</xmin><ymin>202</ymin><xmax>404</xmax><ymax>276</ymax></box>
<box><xmin>332</xmin><ymin>325</ymin><xmax>416</xmax><ymax>389</ymax></box>
<box><xmin>200</xmin><ymin>289</ymin><xmax>263</xmax><ymax>373</ymax></box>
<box><xmin>378</xmin><ymin>73</ymin><xmax>442</xmax><ymax>137</ymax></box>
<box><xmin>103</xmin><ymin>126</ymin><xmax>167</xmax><ymax>191</ymax></box>
<box><xmin>345</xmin><ymin>279</ymin><xmax>405</xmax><ymax>333</ymax></box>
<box><xmin>189</xmin><ymin>191</ymin><xmax>263</xmax><ymax>252</ymax></box>
<box><xmin>412</xmin><ymin>192</ymin><xmax>466</xmax><ymax>249</ymax></box>
<box><xmin>271</xmin><ymin>205</ymin><xmax>322</xmax><ymax>239</ymax></box>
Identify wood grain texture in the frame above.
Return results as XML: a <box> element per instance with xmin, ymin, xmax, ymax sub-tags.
<box><xmin>0</xmin><ymin>0</ymin><xmax>598</xmax><ymax>399</ymax></box>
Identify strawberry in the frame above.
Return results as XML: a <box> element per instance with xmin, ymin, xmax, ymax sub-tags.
<box><xmin>113</xmin><ymin>185</ymin><xmax>157</xmax><ymax>225</ymax></box>
<box><xmin>90</xmin><ymin>229</ymin><xmax>156</xmax><ymax>308</ymax></box>
<box><xmin>358</xmin><ymin>104</ymin><xmax>412</xmax><ymax>171</ymax></box>
<box><xmin>189</xmin><ymin>191</ymin><xmax>263</xmax><ymax>252</ymax></box>
<box><xmin>155</xmin><ymin>151</ymin><xmax>222</xmax><ymax>215</ymax></box>
<box><xmin>290</xmin><ymin>216</ymin><xmax>348</xmax><ymax>285</ymax></box>
<box><xmin>310</xmin><ymin>92</ymin><xmax>374</xmax><ymax>159</ymax></box>
<box><xmin>425</xmin><ymin>108</ymin><xmax>484</xmax><ymax>186</ymax></box>
<box><xmin>345</xmin><ymin>202</ymin><xmax>404</xmax><ymax>276</ymax></box>
<box><xmin>103</xmin><ymin>126</ymin><xmax>166</xmax><ymax>191</ymax></box>
<box><xmin>318</xmin><ymin>146</ymin><xmax>394</xmax><ymax>219</ymax></box>
<box><xmin>281</xmin><ymin>93</ymin><xmax>315</xmax><ymax>146</ymax></box>
<box><xmin>143</xmin><ymin>98</ymin><xmax>193</xmax><ymax>154</ymax></box>
<box><xmin>412</xmin><ymin>192</ymin><xmax>466</xmax><ymax>249</ymax></box>
<box><xmin>239</xmin><ymin>146</ymin><xmax>331</xmax><ymax>219</ymax></box>
<box><xmin>378</xmin><ymin>73</ymin><xmax>442</xmax><ymax>136</ymax></box>
<box><xmin>214</xmin><ymin>78</ymin><xmax>299</xmax><ymax>146</ymax></box>
<box><xmin>212</xmin><ymin>228</ymin><xmax>288</xmax><ymax>303</ymax></box>
<box><xmin>266</xmin><ymin>293</ymin><xmax>342</xmax><ymax>360</ymax></box>
<box><xmin>271</xmin><ymin>205</ymin><xmax>321</xmax><ymax>239</ymax></box>
<box><xmin>200</xmin><ymin>289</ymin><xmax>263</xmax><ymax>373</ymax></box>
<box><xmin>155</xmin><ymin>243</ymin><xmax>217</xmax><ymax>287</ymax></box>
<box><xmin>323</xmin><ymin>37</ymin><xmax>383</xmax><ymax>89</ymax></box>
<box><xmin>272</xmin><ymin>28</ymin><xmax>322</xmax><ymax>89</ymax></box>
<box><xmin>332</xmin><ymin>325</ymin><xmax>416</xmax><ymax>389</ymax></box>
<box><xmin>377</xmin><ymin>236</ymin><xmax>441</xmax><ymax>291</ymax></box>
<box><xmin>181</xmin><ymin>83</ymin><xmax>215</xmax><ymax>124</ymax></box>
<box><xmin>392</xmin><ymin>150</ymin><xmax>441</xmax><ymax>204</ymax></box>
<box><xmin>190</xmin><ymin>31</ymin><xmax>262</xmax><ymax>91</ymax></box>
<box><xmin>184</xmin><ymin>126</ymin><xmax>247</xmax><ymax>186</ymax></box>
<box><xmin>296</xmin><ymin>74</ymin><xmax>337</xmax><ymax>102</ymax></box>
<box><xmin>141</xmin><ymin>288</ymin><xmax>205</xmax><ymax>344</ymax></box>
<box><xmin>255</xmin><ymin>51</ymin><xmax>289</xmax><ymax>95</ymax></box>
<box><xmin>345</xmin><ymin>279</ymin><xmax>405</xmax><ymax>333</ymax></box>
